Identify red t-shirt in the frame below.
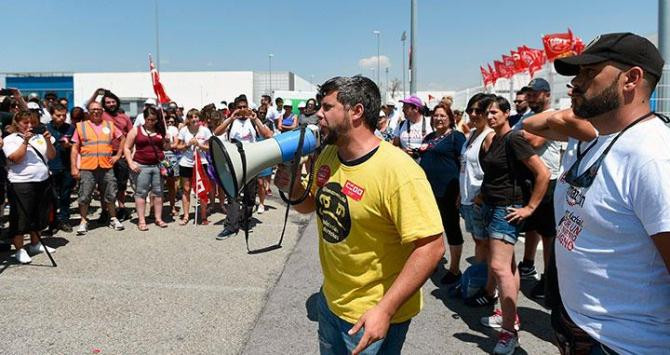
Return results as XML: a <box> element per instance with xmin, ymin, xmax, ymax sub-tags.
<box><xmin>102</xmin><ymin>112</ymin><xmax>133</xmax><ymax>152</ymax></box>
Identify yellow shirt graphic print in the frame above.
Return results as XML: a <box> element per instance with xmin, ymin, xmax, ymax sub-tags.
<box><xmin>312</xmin><ymin>141</ymin><xmax>443</xmax><ymax>324</ymax></box>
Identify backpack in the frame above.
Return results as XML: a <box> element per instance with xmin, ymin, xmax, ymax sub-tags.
<box><xmin>448</xmin><ymin>262</ymin><xmax>488</xmax><ymax>299</ymax></box>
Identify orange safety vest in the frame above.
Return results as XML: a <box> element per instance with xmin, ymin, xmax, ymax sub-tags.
<box><xmin>77</xmin><ymin>120</ymin><xmax>114</xmax><ymax>170</ymax></box>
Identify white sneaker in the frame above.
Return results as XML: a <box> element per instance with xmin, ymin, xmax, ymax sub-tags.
<box><xmin>77</xmin><ymin>222</ymin><xmax>88</xmax><ymax>235</ymax></box>
<box><xmin>493</xmin><ymin>328</ymin><xmax>520</xmax><ymax>355</ymax></box>
<box><xmin>109</xmin><ymin>217</ymin><xmax>124</xmax><ymax>231</ymax></box>
<box><xmin>27</xmin><ymin>242</ymin><xmax>55</xmax><ymax>255</ymax></box>
<box><xmin>257</xmin><ymin>204</ymin><xmax>265</xmax><ymax>214</ymax></box>
<box><xmin>481</xmin><ymin>309</ymin><xmax>520</xmax><ymax>331</ymax></box>
<box><xmin>15</xmin><ymin>248</ymin><xmax>32</xmax><ymax>264</ymax></box>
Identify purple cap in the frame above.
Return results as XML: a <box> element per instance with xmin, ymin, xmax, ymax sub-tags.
<box><xmin>399</xmin><ymin>95</ymin><xmax>423</xmax><ymax>108</ymax></box>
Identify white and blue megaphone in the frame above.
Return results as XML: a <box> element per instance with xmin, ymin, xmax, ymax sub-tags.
<box><xmin>209</xmin><ymin>125</ymin><xmax>321</xmax><ymax>199</ymax></box>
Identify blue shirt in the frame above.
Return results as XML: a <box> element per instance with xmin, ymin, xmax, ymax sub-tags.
<box><xmin>419</xmin><ymin>130</ymin><xmax>466</xmax><ymax>198</ymax></box>
<box><xmin>46</xmin><ymin>121</ymin><xmax>75</xmax><ymax>172</ymax></box>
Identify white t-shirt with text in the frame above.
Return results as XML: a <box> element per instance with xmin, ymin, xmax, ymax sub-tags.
<box><xmin>228</xmin><ymin>118</ymin><xmax>257</xmax><ymax>143</ymax></box>
<box><xmin>3</xmin><ymin>133</ymin><xmax>50</xmax><ymax>183</ymax></box>
<box><xmin>393</xmin><ymin>116</ymin><xmax>433</xmax><ymax>149</ymax></box>
<box><xmin>554</xmin><ymin>118</ymin><xmax>670</xmax><ymax>354</ymax></box>
<box><xmin>177</xmin><ymin>126</ymin><xmax>212</xmax><ymax>167</ymax></box>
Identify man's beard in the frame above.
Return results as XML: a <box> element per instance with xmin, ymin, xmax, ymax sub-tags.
<box><xmin>321</xmin><ymin>117</ymin><xmax>350</xmax><ymax>145</ymax></box>
<box><xmin>572</xmin><ymin>75</ymin><xmax>621</xmax><ymax>118</ymax></box>
<box><xmin>104</xmin><ymin>104</ymin><xmax>119</xmax><ymax>115</ymax></box>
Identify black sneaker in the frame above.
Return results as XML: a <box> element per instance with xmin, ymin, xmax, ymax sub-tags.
<box><xmin>518</xmin><ymin>261</ymin><xmax>538</xmax><ymax>280</ymax></box>
<box><xmin>59</xmin><ymin>222</ymin><xmax>73</xmax><ymax>233</ymax></box>
<box><xmin>531</xmin><ymin>274</ymin><xmax>546</xmax><ymax>299</ymax></box>
<box><xmin>440</xmin><ymin>270</ymin><xmax>462</xmax><ymax>285</ymax></box>
<box><xmin>216</xmin><ymin>228</ymin><xmax>238</xmax><ymax>240</ymax></box>
<box><xmin>465</xmin><ymin>288</ymin><xmax>498</xmax><ymax>307</ymax></box>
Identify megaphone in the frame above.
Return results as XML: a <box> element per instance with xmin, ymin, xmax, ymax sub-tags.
<box><xmin>209</xmin><ymin>125</ymin><xmax>321</xmax><ymax>199</ymax></box>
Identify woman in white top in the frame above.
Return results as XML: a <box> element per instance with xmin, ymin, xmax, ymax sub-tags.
<box><xmin>3</xmin><ymin>110</ymin><xmax>57</xmax><ymax>264</ymax></box>
<box><xmin>175</xmin><ymin>109</ymin><xmax>212</xmax><ymax>225</ymax></box>
<box><xmin>459</xmin><ymin>94</ymin><xmax>495</xmax><ymax>263</ymax></box>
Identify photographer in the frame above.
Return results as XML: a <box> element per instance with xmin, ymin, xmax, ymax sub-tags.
<box><xmin>213</xmin><ymin>96</ymin><xmax>272</xmax><ymax>240</ymax></box>
<box><xmin>392</xmin><ymin>95</ymin><xmax>433</xmax><ymax>161</ymax></box>
<box><xmin>3</xmin><ymin>110</ymin><xmax>57</xmax><ymax>264</ymax></box>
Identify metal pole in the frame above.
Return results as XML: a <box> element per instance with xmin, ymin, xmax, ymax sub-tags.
<box><xmin>373</xmin><ymin>30</ymin><xmax>381</xmax><ymax>88</ymax></box>
<box><xmin>155</xmin><ymin>0</ymin><xmax>160</xmax><ymax>71</ymax></box>
<box><xmin>269</xmin><ymin>54</ymin><xmax>274</xmax><ymax>95</ymax></box>
<box><xmin>658</xmin><ymin>0</ymin><xmax>670</xmax><ymax>115</ymax></box>
<box><xmin>410</xmin><ymin>0</ymin><xmax>417</xmax><ymax>95</ymax></box>
<box><xmin>385</xmin><ymin>67</ymin><xmax>389</xmax><ymax>101</ymax></box>
<box><xmin>401</xmin><ymin>31</ymin><xmax>407</xmax><ymax>98</ymax></box>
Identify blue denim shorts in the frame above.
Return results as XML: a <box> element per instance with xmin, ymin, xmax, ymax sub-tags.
<box><xmin>317</xmin><ymin>291</ymin><xmax>410</xmax><ymax>355</ymax></box>
<box><xmin>481</xmin><ymin>203</ymin><xmax>522</xmax><ymax>244</ymax></box>
<box><xmin>460</xmin><ymin>204</ymin><xmax>485</xmax><ymax>240</ymax></box>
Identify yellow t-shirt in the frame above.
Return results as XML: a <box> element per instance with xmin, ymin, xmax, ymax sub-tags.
<box><xmin>311</xmin><ymin>140</ymin><xmax>444</xmax><ymax>324</ymax></box>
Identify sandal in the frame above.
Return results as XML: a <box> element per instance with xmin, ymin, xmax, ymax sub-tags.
<box><xmin>200</xmin><ymin>219</ymin><xmax>210</xmax><ymax>225</ymax></box>
<box><xmin>178</xmin><ymin>218</ymin><xmax>190</xmax><ymax>226</ymax></box>
<box><xmin>155</xmin><ymin>220</ymin><xmax>168</xmax><ymax>228</ymax></box>
<box><xmin>137</xmin><ymin>222</ymin><xmax>149</xmax><ymax>231</ymax></box>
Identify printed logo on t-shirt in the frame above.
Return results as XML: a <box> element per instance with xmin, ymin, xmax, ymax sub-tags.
<box><xmin>316</xmin><ymin>165</ymin><xmax>331</xmax><ymax>187</ymax></box>
<box><xmin>102</xmin><ymin>127</ymin><xmax>111</xmax><ymax>135</ymax></box>
<box><xmin>556</xmin><ymin>210</ymin><xmax>584</xmax><ymax>251</ymax></box>
<box><xmin>315</xmin><ymin>182</ymin><xmax>352</xmax><ymax>243</ymax></box>
<box><xmin>342</xmin><ymin>180</ymin><xmax>364</xmax><ymax>201</ymax></box>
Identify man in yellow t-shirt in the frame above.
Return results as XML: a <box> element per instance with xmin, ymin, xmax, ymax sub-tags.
<box><xmin>276</xmin><ymin>76</ymin><xmax>445</xmax><ymax>355</ymax></box>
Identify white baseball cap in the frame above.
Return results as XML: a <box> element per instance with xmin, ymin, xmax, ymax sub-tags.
<box><xmin>144</xmin><ymin>98</ymin><xmax>157</xmax><ymax>105</ymax></box>
<box><xmin>27</xmin><ymin>102</ymin><xmax>40</xmax><ymax>110</ymax></box>
<box><xmin>298</xmin><ymin>101</ymin><xmax>306</xmax><ymax>109</ymax></box>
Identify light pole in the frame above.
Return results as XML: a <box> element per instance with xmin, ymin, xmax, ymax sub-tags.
<box><xmin>373</xmin><ymin>30</ymin><xmax>381</xmax><ymax>89</ymax></box>
<box><xmin>658</xmin><ymin>0</ymin><xmax>670</xmax><ymax>116</ymax></box>
<box><xmin>155</xmin><ymin>0</ymin><xmax>160</xmax><ymax>71</ymax></box>
<box><xmin>385</xmin><ymin>67</ymin><xmax>389</xmax><ymax>101</ymax></box>
<box><xmin>410</xmin><ymin>0</ymin><xmax>417</xmax><ymax>95</ymax></box>
<box><xmin>268</xmin><ymin>53</ymin><xmax>274</xmax><ymax>95</ymax></box>
<box><xmin>401</xmin><ymin>31</ymin><xmax>407</xmax><ymax>98</ymax></box>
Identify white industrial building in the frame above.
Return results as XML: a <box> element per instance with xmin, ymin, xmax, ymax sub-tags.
<box><xmin>1</xmin><ymin>71</ymin><xmax>317</xmax><ymax>118</ymax></box>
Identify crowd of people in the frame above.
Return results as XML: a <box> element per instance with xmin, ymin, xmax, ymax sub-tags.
<box><xmin>0</xmin><ymin>87</ymin><xmax>323</xmax><ymax>262</ymax></box>
<box><xmin>1</xmin><ymin>31</ymin><xmax>668</xmax><ymax>355</ymax></box>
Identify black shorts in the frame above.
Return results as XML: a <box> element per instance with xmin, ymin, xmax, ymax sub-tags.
<box><xmin>178</xmin><ymin>165</ymin><xmax>207</xmax><ymax>180</ymax></box>
<box><xmin>524</xmin><ymin>179</ymin><xmax>557</xmax><ymax>237</ymax></box>
<box><xmin>8</xmin><ymin>181</ymin><xmax>50</xmax><ymax>235</ymax></box>
<box><xmin>113</xmin><ymin>157</ymin><xmax>130</xmax><ymax>194</ymax></box>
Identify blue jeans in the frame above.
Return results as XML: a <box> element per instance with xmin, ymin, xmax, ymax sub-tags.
<box><xmin>481</xmin><ymin>203</ymin><xmax>522</xmax><ymax>244</ymax></box>
<box><xmin>317</xmin><ymin>291</ymin><xmax>410</xmax><ymax>355</ymax></box>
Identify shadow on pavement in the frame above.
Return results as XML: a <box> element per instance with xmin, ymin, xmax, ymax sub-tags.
<box><xmin>0</xmin><ymin>236</ymin><xmax>69</xmax><ymax>274</ymax></box>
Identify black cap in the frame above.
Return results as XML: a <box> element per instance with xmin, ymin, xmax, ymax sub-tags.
<box><xmin>521</xmin><ymin>78</ymin><xmax>551</xmax><ymax>92</ymax></box>
<box><xmin>555</xmin><ymin>32</ymin><xmax>664</xmax><ymax>79</ymax></box>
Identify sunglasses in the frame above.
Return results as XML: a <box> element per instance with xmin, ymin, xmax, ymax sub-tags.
<box><xmin>466</xmin><ymin>108</ymin><xmax>484</xmax><ymax>115</ymax></box>
<box><xmin>513</xmin><ymin>100</ymin><xmax>524</xmax><ymax>104</ymax></box>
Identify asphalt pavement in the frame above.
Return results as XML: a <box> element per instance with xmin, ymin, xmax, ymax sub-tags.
<box><xmin>0</xmin><ymin>188</ymin><xmax>556</xmax><ymax>354</ymax></box>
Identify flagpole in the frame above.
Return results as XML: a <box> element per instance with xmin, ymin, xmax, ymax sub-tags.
<box><xmin>155</xmin><ymin>0</ymin><xmax>160</xmax><ymax>71</ymax></box>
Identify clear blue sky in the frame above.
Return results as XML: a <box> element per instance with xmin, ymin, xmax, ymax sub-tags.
<box><xmin>1</xmin><ymin>0</ymin><xmax>658</xmax><ymax>90</ymax></box>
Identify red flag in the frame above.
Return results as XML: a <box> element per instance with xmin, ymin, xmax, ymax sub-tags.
<box><xmin>494</xmin><ymin>60</ymin><xmax>511</xmax><ymax>79</ymax></box>
<box><xmin>542</xmin><ymin>29</ymin><xmax>575</xmax><ymax>61</ymax></box>
<box><xmin>428</xmin><ymin>94</ymin><xmax>435</xmax><ymax>102</ymax></box>
<box><xmin>488</xmin><ymin>63</ymin><xmax>498</xmax><ymax>84</ymax></box>
<box><xmin>502</xmin><ymin>54</ymin><xmax>517</xmax><ymax>74</ymax></box>
<box><xmin>193</xmin><ymin>152</ymin><xmax>211</xmax><ymax>205</ymax></box>
<box><xmin>480</xmin><ymin>65</ymin><xmax>492</xmax><ymax>86</ymax></box>
<box><xmin>511</xmin><ymin>50</ymin><xmax>527</xmax><ymax>73</ymax></box>
<box><xmin>572</xmin><ymin>36</ymin><xmax>585</xmax><ymax>55</ymax></box>
<box><xmin>519</xmin><ymin>46</ymin><xmax>546</xmax><ymax>77</ymax></box>
<box><xmin>149</xmin><ymin>54</ymin><xmax>171</xmax><ymax>104</ymax></box>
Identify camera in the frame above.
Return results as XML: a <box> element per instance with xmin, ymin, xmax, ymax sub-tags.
<box><xmin>32</xmin><ymin>125</ymin><xmax>47</xmax><ymax>135</ymax></box>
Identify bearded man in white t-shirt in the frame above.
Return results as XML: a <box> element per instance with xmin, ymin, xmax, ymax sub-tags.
<box><xmin>522</xmin><ymin>32</ymin><xmax>670</xmax><ymax>355</ymax></box>
<box><xmin>213</xmin><ymin>96</ymin><xmax>273</xmax><ymax>240</ymax></box>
